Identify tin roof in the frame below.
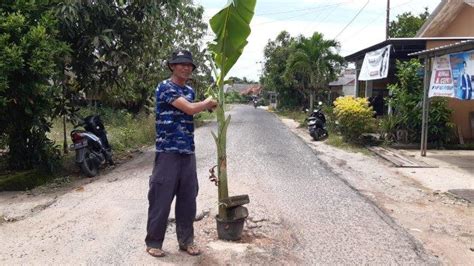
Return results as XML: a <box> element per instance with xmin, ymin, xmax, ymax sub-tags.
<box><xmin>344</xmin><ymin>37</ymin><xmax>474</xmax><ymax>62</ymax></box>
<box><xmin>408</xmin><ymin>39</ymin><xmax>474</xmax><ymax>57</ymax></box>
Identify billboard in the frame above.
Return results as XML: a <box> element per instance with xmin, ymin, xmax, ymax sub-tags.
<box><xmin>358</xmin><ymin>45</ymin><xmax>391</xmax><ymax>81</ymax></box>
<box><xmin>429</xmin><ymin>50</ymin><xmax>474</xmax><ymax>100</ymax></box>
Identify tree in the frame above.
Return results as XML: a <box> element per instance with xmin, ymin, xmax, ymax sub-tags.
<box><xmin>0</xmin><ymin>1</ymin><xmax>70</xmax><ymax>170</ymax></box>
<box><xmin>388</xmin><ymin>8</ymin><xmax>430</xmax><ymax>38</ymax></box>
<box><xmin>387</xmin><ymin>59</ymin><xmax>454</xmax><ymax>144</ymax></box>
<box><xmin>261</xmin><ymin>31</ymin><xmax>304</xmax><ymax>109</ymax></box>
<box><xmin>55</xmin><ymin>0</ymin><xmax>210</xmax><ymax>112</ymax></box>
<box><xmin>283</xmin><ymin>32</ymin><xmax>344</xmax><ymax>110</ymax></box>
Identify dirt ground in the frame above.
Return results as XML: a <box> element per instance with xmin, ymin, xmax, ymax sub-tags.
<box><xmin>281</xmin><ymin>118</ymin><xmax>474</xmax><ymax>264</ymax></box>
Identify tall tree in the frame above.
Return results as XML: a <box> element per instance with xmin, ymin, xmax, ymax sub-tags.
<box><xmin>261</xmin><ymin>31</ymin><xmax>304</xmax><ymax>109</ymax></box>
<box><xmin>283</xmin><ymin>32</ymin><xmax>344</xmax><ymax>110</ymax></box>
<box><xmin>388</xmin><ymin>8</ymin><xmax>430</xmax><ymax>38</ymax></box>
<box><xmin>0</xmin><ymin>1</ymin><xmax>70</xmax><ymax>170</ymax></box>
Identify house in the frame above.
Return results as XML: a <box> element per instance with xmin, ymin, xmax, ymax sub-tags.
<box><xmin>344</xmin><ymin>0</ymin><xmax>474</xmax><ymax>139</ymax></box>
<box><xmin>344</xmin><ymin>37</ymin><xmax>472</xmax><ymax>99</ymax></box>
<box><xmin>225</xmin><ymin>83</ymin><xmax>261</xmax><ymax>95</ymax></box>
<box><xmin>415</xmin><ymin>0</ymin><xmax>474</xmax><ymax>140</ymax></box>
<box><xmin>328</xmin><ymin>69</ymin><xmax>356</xmax><ymax>101</ymax></box>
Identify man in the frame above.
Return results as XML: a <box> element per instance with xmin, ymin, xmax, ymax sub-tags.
<box><xmin>458</xmin><ymin>61</ymin><xmax>472</xmax><ymax>100</ymax></box>
<box><xmin>145</xmin><ymin>50</ymin><xmax>217</xmax><ymax>257</ymax></box>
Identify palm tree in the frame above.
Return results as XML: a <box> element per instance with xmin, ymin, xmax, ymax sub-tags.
<box><xmin>283</xmin><ymin>32</ymin><xmax>345</xmax><ymax>110</ymax></box>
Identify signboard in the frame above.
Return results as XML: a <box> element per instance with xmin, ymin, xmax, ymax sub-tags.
<box><xmin>429</xmin><ymin>50</ymin><xmax>474</xmax><ymax>100</ymax></box>
<box><xmin>358</xmin><ymin>45</ymin><xmax>391</xmax><ymax>81</ymax></box>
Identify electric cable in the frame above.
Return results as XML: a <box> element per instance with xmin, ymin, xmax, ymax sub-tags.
<box><xmin>334</xmin><ymin>0</ymin><xmax>370</xmax><ymax>39</ymax></box>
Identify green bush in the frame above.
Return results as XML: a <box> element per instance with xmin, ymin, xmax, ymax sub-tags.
<box><xmin>388</xmin><ymin>59</ymin><xmax>455</xmax><ymax>145</ymax></box>
<box><xmin>225</xmin><ymin>91</ymin><xmax>246</xmax><ymax>103</ymax></box>
<box><xmin>378</xmin><ymin>115</ymin><xmax>402</xmax><ymax>143</ymax></box>
<box><xmin>333</xmin><ymin>96</ymin><xmax>376</xmax><ymax>142</ymax></box>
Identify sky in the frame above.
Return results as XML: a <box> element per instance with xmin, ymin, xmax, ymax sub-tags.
<box><xmin>192</xmin><ymin>0</ymin><xmax>442</xmax><ymax>81</ymax></box>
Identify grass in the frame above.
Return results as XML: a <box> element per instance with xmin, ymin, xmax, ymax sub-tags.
<box><xmin>274</xmin><ymin>109</ymin><xmax>307</xmax><ymax>127</ymax></box>
<box><xmin>325</xmin><ymin>133</ymin><xmax>371</xmax><ymax>155</ymax></box>
<box><xmin>275</xmin><ymin>109</ymin><xmax>371</xmax><ymax>155</ymax></box>
<box><xmin>1</xmin><ymin>108</ymin><xmax>156</xmax><ymax>191</ymax></box>
<box><xmin>1</xmin><ymin>104</ymin><xmax>223</xmax><ymax>191</ymax></box>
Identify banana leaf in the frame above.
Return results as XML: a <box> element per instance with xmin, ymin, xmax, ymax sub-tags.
<box><xmin>209</xmin><ymin>0</ymin><xmax>256</xmax><ymax>80</ymax></box>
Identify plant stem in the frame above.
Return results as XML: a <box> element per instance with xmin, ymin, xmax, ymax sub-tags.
<box><xmin>216</xmin><ymin>72</ymin><xmax>229</xmax><ymax>219</ymax></box>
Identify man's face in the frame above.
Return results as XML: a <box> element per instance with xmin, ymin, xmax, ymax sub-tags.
<box><xmin>170</xmin><ymin>63</ymin><xmax>194</xmax><ymax>80</ymax></box>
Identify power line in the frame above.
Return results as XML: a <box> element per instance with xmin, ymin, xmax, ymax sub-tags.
<box><xmin>255</xmin><ymin>4</ymin><xmax>342</xmax><ymax>26</ymax></box>
<box><xmin>334</xmin><ymin>0</ymin><xmax>370</xmax><ymax>39</ymax></box>
<box><xmin>256</xmin><ymin>1</ymin><xmax>350</xmax><ymax>16</ymax></box>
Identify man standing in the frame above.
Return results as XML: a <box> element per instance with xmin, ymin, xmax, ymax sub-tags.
<box><xmin>145</xmin><ymin>50</ymin><xmax>217</xmax><ymax>257</ymax></box>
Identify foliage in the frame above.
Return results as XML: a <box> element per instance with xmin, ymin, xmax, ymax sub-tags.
<box><xmin>378</xmin><ymin>115</ymin><xmax>401</xmax><ymax>143</ymax></box>
<box><xmin>224</xmin><ymin>91</ymin><xmax>246</xmax><ymax>103</ymax></box>
<box><xmin>333</xmin><ymin>96</ymin><xmax>376</xmax><ymax>142</ymax></box>
<box><xmin>55</xmin><ymin>0</ymin><xmax>210</xmax><ymax>112</ymax></box>
<box><xmin>0</xmin><ymin>2</ymin><xmax>69</xmax><ymax>171</ymax></box>
<box><xmin>387</xmin><ymin>59</ymin><xmax>454</xmax><ymax>144</ymax></box>
<box><xmin>261</xmin><ymin>31</ymin><xmax>345</xmax><ymax>110</ymax></box>
<box><xmin>208</xmin><ymin>0</ymin><xmax>256</xmax><ymax>219</ymax></box>
<box><xmin>261</xmin><ymin>31</ymin><xmax>304</xmax><ymax>109</ymax></box>
<box><xmin>283</xmin><ymin>33</ymin><xmax>345</xmax><ymax>110</ymax></box>
<box><xmin>389</xmin><ymin>8</ymin><xmax>430</xmax><ymax>38</ymax></box>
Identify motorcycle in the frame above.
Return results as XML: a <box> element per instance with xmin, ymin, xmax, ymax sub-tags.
<box><xmin>307</xmin><ymin>102</ymin><xmax>328</xmax><ymax>141</ymax></box>
<box><xmin>70</xmin><ymin>115</ymin><xmax>114</xmax><ymax>177</ymax></box>
<box><xmin>253</xmin><ymin>99</ymin><xmax>258</xmax><ymax>108</ymax></box>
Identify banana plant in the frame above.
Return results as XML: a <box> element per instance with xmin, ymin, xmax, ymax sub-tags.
<box><xmin>207</xmin><ymin>0</ymin><xmax>256</xmax><ymax>219</ymax></box>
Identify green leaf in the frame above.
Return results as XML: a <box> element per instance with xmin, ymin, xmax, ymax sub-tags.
<box><xmin>208</xmin><ymin>0</ymin><xmax>256</xmax><ymax>79</ymax></box>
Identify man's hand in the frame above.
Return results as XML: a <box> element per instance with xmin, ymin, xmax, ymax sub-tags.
<box><xmin>204</xmin><ymin>96</ymin><xmax>218</xmax><ymax>111</ymax></box>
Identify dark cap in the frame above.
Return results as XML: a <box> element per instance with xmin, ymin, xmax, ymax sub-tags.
<box><xmin>167</xmin><ymin>50</ymin><xmax>196</xmax><ymax>71</ymax></box>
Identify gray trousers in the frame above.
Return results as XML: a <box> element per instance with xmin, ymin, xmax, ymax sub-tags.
<box><xmin>145</xmin><ymin>152</ymin><xmax>198</xmax><ymax>249</ymax></box>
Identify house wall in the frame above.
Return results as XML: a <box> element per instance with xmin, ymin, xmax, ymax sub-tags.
<box><xmin>439</xmin><ymin>4</ymin><xmax>474</xmax><ymax>37</ymax></box>
<box><xmin>425</xmin><ymin>4</ymin><xmax>474</xmax><ymax>140</ymax></box>
<box><xmin>342</xmin><ymin>84</ymin><xmax>356</xmax><ymax>96</ymax></box>
<box><xmin>447</xmin><ymin>99</ymin><xmax>474</xmax><ymax>139</ymax></box>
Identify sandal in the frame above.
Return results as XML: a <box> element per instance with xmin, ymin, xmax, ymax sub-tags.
<box><xmin>179</xmin><ymin>243</ymin><xmax>201</xmax><ymax>256</ymax></box>
<box><xmin>146</xmin><ymin>247</ymin><xmax>165</xmax><ymax>257</ymax></box>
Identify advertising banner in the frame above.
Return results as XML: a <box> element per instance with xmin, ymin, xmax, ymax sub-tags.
<box><xmin>429</xmin><ymin>50</ymin><xmax>474</xmax><ymax>100</ymax></box>
<box><xmin>358</xmin><ymin>45</ymin><xmax>391</xmax><ymax>81</ymax></box>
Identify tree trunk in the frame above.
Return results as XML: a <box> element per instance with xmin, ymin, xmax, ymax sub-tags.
<box><xmin>309</xmin><ymin>91</ymin><xmax>315</xmax><ymax>111</ymax></box>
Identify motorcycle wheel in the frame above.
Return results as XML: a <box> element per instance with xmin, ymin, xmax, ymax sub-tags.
<box><xmin>80</xmin><ymin>149</ymin><xmax>99</xmax><ymax>177</ymax></box>
<box><xmin>315</xmin><ymin>128</ymin><xmax>328</xmax><ymax>141</ymax></box>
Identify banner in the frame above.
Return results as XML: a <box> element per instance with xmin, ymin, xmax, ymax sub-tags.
<box><xmin>429</xmin><ymin>50</ymin><xmax>474</xmax><ymax>100</ymax></box>
<box><xmin>358</xmin><ymin>45</ymin><xmax>391</xmax><ymax>81</ymax></box>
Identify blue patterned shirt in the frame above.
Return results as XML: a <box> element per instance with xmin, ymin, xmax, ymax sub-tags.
<box><xmin>155</xmin><ymin>79</ymin><xmax>195</xmax><ymax>154</ymax></box>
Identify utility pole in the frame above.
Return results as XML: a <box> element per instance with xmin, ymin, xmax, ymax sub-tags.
<box><xmin>386</xmin><ymin>0</ymin><xmax>390</xmax><ymax>40</ymax></box>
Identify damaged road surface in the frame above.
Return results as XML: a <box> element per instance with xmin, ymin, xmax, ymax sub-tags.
<box><xmin>0</xmin><ymin>105</ymin><xmax>439</xmax><ymax>264</ymax></box>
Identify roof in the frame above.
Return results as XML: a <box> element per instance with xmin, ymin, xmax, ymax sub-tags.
<box><xmin>226</xmin><ymin>83</ymin><xmax>253</xmax><ymax>93</ymax></box>
<box><xmin>240</xmin><ymin>84</ymin><xmax>262</xmax><ymax>95</ymax></box>
<box><xmin>408</xmin><ymin>39</ymin><xmax>474</xmax><ymax>57</ymax></box>
<box><xmin>344</xmin><ymin>37</ymin><xmax>474</xmax><ymax>62</ymax></box>
<box><xmin>416</xmin><ymin>0</ymin><xmax>474</xmax><ymax>37</ymax></box>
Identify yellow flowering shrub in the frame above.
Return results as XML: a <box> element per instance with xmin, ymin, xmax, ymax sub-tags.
<box><xmin>333</xmin><ymin>96</ymin><xmax>375</xmax><ymax>141</ymax></box>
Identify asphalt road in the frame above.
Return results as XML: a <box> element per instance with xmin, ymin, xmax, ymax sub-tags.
<box><xmin>195</xmin><ymin>104</ymin><xmax>437</xmax><ymax>264</ymax></box>
<box><xmin>0</xmin><ymin>104</ymin><xmax>438</xmax><ymax>264</ymax></box>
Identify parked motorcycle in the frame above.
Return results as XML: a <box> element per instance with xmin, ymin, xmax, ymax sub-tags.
<box><xmin>307</xmin><ymin>102</ymin><xmax>328</xmax><ymax>141</ymax></box>
<box><xmin>70</xmin><ymin>115</ymin><xmax>113</xmax><ymax>177</ymax></box>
